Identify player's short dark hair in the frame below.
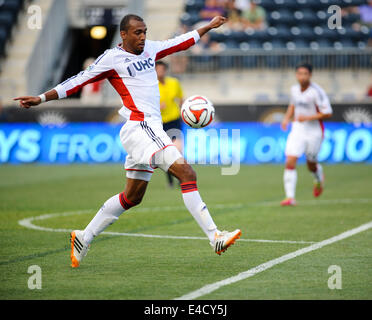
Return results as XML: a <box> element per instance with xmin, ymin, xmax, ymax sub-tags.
<box><xmin>296</xmin><ymin>62</ymin><xmax>313</xmax><ymax>73</ymax></box>
<box><xmin>120</xmin><ymin>14</ymin><xmax>144</xmax><ymax>31</ymax></box>
<box><xmin>155</xmin><ymin>61</ymin><xmax>168</xmax><ymax>69</ymax></box>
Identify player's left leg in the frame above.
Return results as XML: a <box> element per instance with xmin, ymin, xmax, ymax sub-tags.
<box><xmin>307</xmin><ymin>160</ymin><xmax>324</xmax><ymax>197</ymax></box>
<box><xmin>167</xmin><ymin>157</ymin><xmax>241</xmax><ymax>255</ymax></box>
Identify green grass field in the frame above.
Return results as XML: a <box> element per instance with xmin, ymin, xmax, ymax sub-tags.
<box><xmin>0</xmin><ymin>164</ymin><xmax>371</xmax><ymax>300</ymax></box>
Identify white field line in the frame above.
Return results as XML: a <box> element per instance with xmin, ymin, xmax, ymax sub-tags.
<box><xmin>17</xmin><ymin>199</ymin><xmax>372</xmax><ymax>245</ymax></box>
<box><xmin>18</xmin><ymin>206</ymin><xmax>314</xmax><ymax>245</ymax></box>
<box><xmin>175</xmin><ymin>220</ymin><xmax>372</xmax><ymax>300</ymax></box>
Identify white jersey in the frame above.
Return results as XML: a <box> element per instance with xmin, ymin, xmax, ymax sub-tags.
<box><xmin>289</xmin><ymin>82</ymin><xmax>333</xmax><ymax>134</ymax></box>
<box><xmin>54</xmin><ymin>30</ymin><xmax>200</xmax><ymax>122</ymax></box>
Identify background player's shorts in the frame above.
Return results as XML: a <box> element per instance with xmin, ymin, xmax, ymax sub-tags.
<box><xmin>120</xmin><ymin>120</ymin><xmax>183</xmax><ymax>181</ymax></box>
<box><xmin>163</xmin><ymin>118</ymin><xmax>183</xmax><ymax>143</ymax></box>
<box><xmin>285</xmin><ymin>125</ymin><xmax>323</xmax><ymax>162</ymax></box>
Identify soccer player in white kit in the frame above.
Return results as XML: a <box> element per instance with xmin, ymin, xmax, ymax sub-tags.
<box><xmin>280</xmin><ymin>63</ymin><xmax>333</xmax><ymax>206</ymax></box>
<box><xmin>14</xmin><ymin>15</ymin><xmax>241</xmax><ymax>267</ymax></box>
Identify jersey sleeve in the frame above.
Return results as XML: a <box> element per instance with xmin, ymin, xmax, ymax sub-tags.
<box><xmin>314</xmin><ymin>86</ymin><xmax>333</xmax><ymax>115</ymax></box>
<box><xmin>289</xmin><ymin>86</ymin><xmax>296</xmax><ymax>106</ymax></box>
<box><xmin>151</xmin><ymin>30</ymin><xmax>200</xmax><ymax>61</ymax></box>
<box><xmin>54</xmin><ymin>50</ymin><xmax>114</xmax><ymax>99</ymax></box>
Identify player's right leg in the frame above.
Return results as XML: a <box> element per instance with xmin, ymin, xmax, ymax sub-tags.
<box><xmin>281</xmin><ymin>156</ymin><xmax>298</xmax><ymax>206</ymax></box>
<box><xmin>70</xmin><ymin>177</ymin><xmax>149</xmax><ymax>268</ymax></box>
<box><xmin>282</xmin><ymin>129</ymin><xmax>305</xmax><ymax>206</ymax></box>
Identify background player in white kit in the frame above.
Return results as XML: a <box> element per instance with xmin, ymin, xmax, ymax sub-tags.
<box><xmin>280</xmin><ymin>63</ymin><xmax>333</xmax><ymax>206</ymax></box>
<box><xmin>14</xmin><ymin>14</ymin><xmax>241</xmax><ymax>267</ymax></box>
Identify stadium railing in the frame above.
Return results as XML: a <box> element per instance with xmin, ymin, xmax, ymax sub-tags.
<box><xmin>170</xmin><ymin>48</ymin><xmax>372</xmax><ymax>72</ymax></box>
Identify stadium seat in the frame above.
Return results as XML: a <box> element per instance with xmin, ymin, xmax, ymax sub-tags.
<box><xmin>184</xmin><ymin>0</ymin><xmax>205</xmax><ymax>13</ymax></box>
<box><xmin>254</xmin><ymin>0</ymin><xmax>277</xmax><ymax>12</ymax></box>
<box><xmin>0</xmin><ymin>0</ymin><xmax>22</xmax><ymax>16</ymax></box>
<box><xmin>294</xmin><ymin>9</ymin><xmax>318</xmax><ymax>26</ymax></box>
<box><xmin>268</xmin><ymin>10</ymin><xmax>294</xmax><ymax>26</ymax></box>
<box><xmin>0</xmin><ymin>11</ymin><xmax>15</xmax><ymax>33</ymax></box>
<box><xmin>0</xmin><ymin>26</ymin><xmax>6</xmax><ymax>56</ymax></box>
<box><xmin>343</xmin><ymin>13</ymin><xmax>361</xmax><ymax>27</ymax></box>
<box><xmin>180</xmin><ymin>12</ymin><xmax>200</xmax><ymax>27</ymax></box>
<box><xmin>299</xmin><ymin>0</ymin><xmax>327</xmax><ymax>10</ymax></box>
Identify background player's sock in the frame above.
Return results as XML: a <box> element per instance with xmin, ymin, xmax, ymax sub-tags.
<box><xmin>181</xmin><ymin>181</ymin><xmax>218</xmax><ymax>242</ymax></box>
<box><xmin>83</xmin><ymin>193</ymin><xmax>134</xmax><ymax>244</ymax></box>
<box><xmin>166</xmin><ymin>172</ymin><xmax>174</xmax><ymax>187</ymax></box>
<box><xmin>284</xmin><ymin>168</ymin><xmax>297</xmax><ymax>199</ymax></box>
<box><xmin>312</xmin><ymin>164</ymin><xmax>323</xmax><ymax>183</ymax></box>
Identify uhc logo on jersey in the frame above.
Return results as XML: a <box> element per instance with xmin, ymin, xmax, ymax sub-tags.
<box><xmin>127</xmin><ymin>57</ymin><xmax>154</xmax><ymax>77</ymax></box>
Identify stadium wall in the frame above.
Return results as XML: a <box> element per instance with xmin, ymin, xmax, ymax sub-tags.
<box><xmin>1</xmin><ymin>122</ymin><xmax>371</xmax><ymax>165</ymax></box>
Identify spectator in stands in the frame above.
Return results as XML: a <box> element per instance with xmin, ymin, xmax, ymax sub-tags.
<box><xmin>342</xmin><ymin>0</ymin><xmax>372</xmax><ymax>46</ymax></box>
<box><xmin>241</xmin><ymin>0</ymin><xmax>267</xmax><ymax>30</ymax></box>
<box><xmin>342</xmin><ymin>0</ymin><xmax>372</xmax><ymax>27</ymax></box>
<box><xmin>81</xmin><ymin>58</ymin><xmax>104</xmax><ymax>105</ymax></box>
<box><xmin>234</xmin><ymin>0</ymin><xmax>250</xmax><ymax>12</ymax></box>
<box><xmin>224</xmin><ymin>0</ymin><xmax>245</xmax><ymax>31</ymax></box>
<box><xmin>200</xmin><ymin>0</ymin><xmax>226</xmax><ymax>21</ymax></box>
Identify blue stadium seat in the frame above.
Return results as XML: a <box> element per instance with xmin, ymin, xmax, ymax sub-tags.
<box><xmin>314</xmin><ymin>26</ymin><xmax>339</xmax><ymax>42</ymax></box>
<box><xmin>298</xmin><ymin>0</ymin><xmax>327</xmax><ymax>10</ymax></box>
<box><xmin>0</xmin><ymin>11</ymin><xmax>15</xmax><ymax>33</ymax></box>
<box><xmin>0</xmin><ymin>26</ymin><xmax>6</xmax><ymax>56</ymax></box>
<box><xmin>245</xmin><ymin>29</ymin><xmax>270</xmax><ymax>43</ymax></box>
<box><xmin>343</xmin><ymin>13</ymin><xmax>361</xmax><ymax>27</ymax></box>
<box><xmin>291</xmin><ymin>39</ymin><xmax>310</xmax><ymax>48</ymax></box>
<box><xmin>254</xmin><ymin>0</ymin><xmax>277</xmax><ymax>12</ymax></box>
<box><xmin>180</xmin><ymin>12</ymin><xmax>200</xmax><ymax>27</ymax></box>
<box><xmin>275</xmin><ymin>25</ymin><xmax>293</xmax><ymax>41</ymax></box>
<box><xmin>230</xmin><ymin>31</ymin><xmax>248</xmax><ymax>43</ymax></box>
<box><xmin>0</xmin><ymin>0</ymin><xmax>22</xmax><ymax>15</ymax></box>
<box><xmin>290</xmin><ymin>25</ymin><xmax>315</xmax><ymax>41</ymax></box>
<box><xmin>209</xmin><ymin>31</ymin><xmax>226</xmax><ymax>42</ymax></box>
<box><xmin>184</xmin><ymin>0</ymin><xmax>205</xmax><ymax>13</ymax></box>
<box><xmin>268</xmin><ymin>10</ymin><xmax>294</xmax><ymax>26</ymax></box>
<box><xmin>294</xmin><ymin>9</ymin><xmax>318</xmax><ymax>26</ymax></box>
<box><xmin>315</xmin><ymin>38</ymin><xmax>333</xmax><ymax>48</ymax></box>
<box><xmin>246</xmin><ymin>40</ymin><xmax>263</xmax><ymax>49</ymax></box>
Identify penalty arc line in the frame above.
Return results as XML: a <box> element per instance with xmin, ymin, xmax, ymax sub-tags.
<box><xmin>18</xmin><ymin>209</ymin><xmax>315</xmax><ymax>245</ymax></box>
<box><xmin>174</xmin><ymin>220</ymin><xmax>372</xmax><ymax>300</ymax></box>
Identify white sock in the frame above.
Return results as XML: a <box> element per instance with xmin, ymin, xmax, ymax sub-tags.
<box><xmin>181</xmin><ymin>182</ymin><xmax>218</xmax><ymax>243</ymax></box>
<box><xmin>284</xmin><ymin>168</ymin><xmax>297</xmax><ymax>199</ymax></box>
<box><xmin>83</xmin><ymin>194</ymin><xmax>125</xmax><ymax>244</ymax></box>
<box><xmin>312</xmin><ymin>164</ymin><xmax>323</xmax><ymax>183</ymax></box>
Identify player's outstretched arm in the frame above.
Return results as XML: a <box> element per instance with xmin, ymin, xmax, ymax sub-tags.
<box><xmin>14</xmin><ymin>89</ymin><xmax>59</xmax><ymax>109</ymax></box>
<box><xmin>197</xmin><ymin>16</ymin><xmax>227</xmax><ymax>38</ymax></box>
<box><xmin>281</xmin><ymin>104</ymin><xmax>295</xmax><ymax>131</ymax></box>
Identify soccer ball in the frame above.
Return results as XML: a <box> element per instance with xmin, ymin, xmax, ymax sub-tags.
<box><xmin>181</xmin><ymin>95</ymin><xmax>215</xmax><ymax>128</ymax></box>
